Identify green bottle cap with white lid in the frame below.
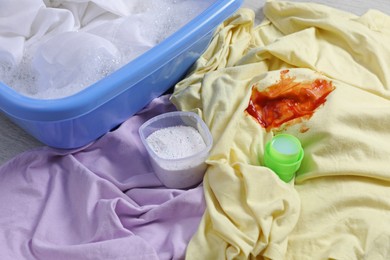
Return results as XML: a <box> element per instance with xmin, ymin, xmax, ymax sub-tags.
<box><xmin>264</xmin><ymin>134</ymin><xmax>304</xmax><ymax>182</ymax></box>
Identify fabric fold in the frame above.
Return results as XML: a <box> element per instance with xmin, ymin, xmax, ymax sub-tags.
<box><xmin>0</xmin><ymin>95</ymin><xmax>205</xmax><ymax>260</ymax></box>
<box><xmin>171</xmin><ymin>1</ymin><xmax>390</xmax><ymax>259</ymax></box>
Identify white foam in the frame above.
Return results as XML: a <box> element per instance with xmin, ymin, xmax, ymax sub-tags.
<box><xmin>0</xmin><ymin>0</ymin><xmax>215</xmax><ymax>99</ymax></box>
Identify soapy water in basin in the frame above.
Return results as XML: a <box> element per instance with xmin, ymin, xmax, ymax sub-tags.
<box><xmin>0</xmin><ymin>0</ymin><xmax>214</xmax><ymax>99</ymax></box>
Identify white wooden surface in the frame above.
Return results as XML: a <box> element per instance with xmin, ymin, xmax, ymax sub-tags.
<box><xmin>0</xmin><ymin>0</ymin><xmax>389</xmax><ymax>165</ymax></box>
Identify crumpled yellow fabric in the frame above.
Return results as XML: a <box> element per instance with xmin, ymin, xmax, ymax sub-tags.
<box><xmin>170</xmin><ymin>1</ymin><xmax>390</xmax><ymax>259</ymax></box>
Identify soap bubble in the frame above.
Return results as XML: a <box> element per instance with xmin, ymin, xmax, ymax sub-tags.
<box><xmin>32</xmin><ymin>31</ymin><xmax>121</xmax><ymax>97</ymax></box>
<box><xmin>0</xmin><ymin>0</ymin><xmax>216</xmax><ymax>99</ymax></box>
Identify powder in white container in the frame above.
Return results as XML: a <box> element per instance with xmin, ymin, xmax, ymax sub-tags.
<box><xmin>139</xmin><ymin>111</ymin><xmax>213</xmax><ymax>188</ymax></box>
<box><xmin>145</xmin><ymin>124</ymin><xmax>209</xmax><ymax>188</ymax></box>
<box><xmin>146</xmin><ymin>125</ymin><xmax>207</xmax><ymax>160</ymax></box>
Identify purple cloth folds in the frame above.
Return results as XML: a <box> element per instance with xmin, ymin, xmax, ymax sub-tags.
<box><xmin>0</xmin><ymin>95</ymin><xmax>205</xmax><ymax>260</ymax></box>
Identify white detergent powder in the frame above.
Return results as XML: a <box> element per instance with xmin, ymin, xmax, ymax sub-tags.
<box><xmin>145</xmin><ymin>124</ymin><xmax>209</xmax><ymax>188</ymax></box>
<box><xmin>146</xmin><ymin>125</ymin><xmax>207</xmax><ymax>160</ymax></box>
<box><xmin>0</xmin><ymin>0</ymin><xmax>214</xmax><ymax>99</ymax></box>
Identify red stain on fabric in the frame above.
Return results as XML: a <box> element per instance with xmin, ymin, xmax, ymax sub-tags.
<box><xmin>245</xmin><ymin>70</ymin><xmax>335</xmax><ymax>131</ymax></box>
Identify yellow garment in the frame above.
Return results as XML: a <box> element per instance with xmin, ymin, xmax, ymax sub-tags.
<box><xmin>171</xmin><ymin>1</ymin><xmax>390</xmax><ymax>259</ymax></box>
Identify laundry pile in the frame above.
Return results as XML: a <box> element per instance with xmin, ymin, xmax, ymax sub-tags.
<box><xmin>171</xmin><ymin>1</ymin><xmax>390</xmax><ymax>259</ymax></box>
<box><xmin>1</xmin><ymin>1</ymin><xmax>390</xmax><ymax>259</ymax></box>
<box><xmin>0</xmin><ymin>0</ymin><xmax>212</xmax><ymax>98</ymax></box>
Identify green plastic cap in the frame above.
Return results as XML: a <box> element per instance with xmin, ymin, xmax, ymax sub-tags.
<box><xmin>264</xmin><ymin>134</ymin><xmax>304</xmax><ymax>182</ymax></box>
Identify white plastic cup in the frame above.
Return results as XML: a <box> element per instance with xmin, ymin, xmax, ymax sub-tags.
<box><xmin>139</xmin><ymin>111</ymin><xmax>213</xmax><ymax>189</ymax></box>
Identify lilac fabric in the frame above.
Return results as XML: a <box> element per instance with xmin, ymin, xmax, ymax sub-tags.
<box><xmin>0</xmin><ymin>95</ymin><xmax>205</xmax><ymax>260</ymax></box>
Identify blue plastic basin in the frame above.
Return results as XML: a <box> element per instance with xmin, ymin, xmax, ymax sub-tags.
<box><xmin>0</xmin><ymin>0</ymin><xmax>243</xmax><ymax>149</ymax></box>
